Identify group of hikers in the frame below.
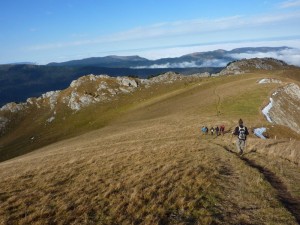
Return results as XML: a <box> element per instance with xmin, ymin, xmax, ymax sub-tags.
<box><xmin>201</xmin><ymin>119</ymin><xmax>249</xmax><ymax>155</ymax></box>
<box><xmin>201</xmin><ymin>125</ymin><xmax>225</xmax><ymax>136</ymax></box>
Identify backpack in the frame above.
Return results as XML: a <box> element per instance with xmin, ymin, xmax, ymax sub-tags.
<box><xmin>238</xmin><ymin>126</ymin><xmax>246</xmax><ymax>140</ymax></box>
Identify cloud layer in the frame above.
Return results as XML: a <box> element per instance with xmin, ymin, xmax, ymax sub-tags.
<box><xmin>229</xmin><ymin>48</ymin><xmax>300</xmax><ymax>66</ymax></box>
<box><xmin>132</xmin><ymin>47</ymin><xmax>300</xmax><ymax>69</ymax></box>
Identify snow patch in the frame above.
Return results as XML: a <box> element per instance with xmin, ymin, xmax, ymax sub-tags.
<box><xmin>253</xmin><ymin>127</ymin><xmax>267</xmax><ymax>139</ymax></box>
<box><xmin>258</xmin><ymin>78</ymin><xmax>282</xmax><ymax>84</ymax></box>
<box><xmin>47</xmin><ymin>116</ymin><xmax>55</xmax><ymax>123</ymax></box>
<box><xmin>262</xmin><ymin>98</ymin><xmax>274</xmax><ymax>123</ymax></box>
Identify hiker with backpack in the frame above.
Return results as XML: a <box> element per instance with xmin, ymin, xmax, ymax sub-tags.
<box><xmin>205</xmin><ymin>126</ymin><xmax>208</xmax><ymax>135</ymax></box>
<box><xmin>233</xmin><ymin>119</ymin><xmax>249</xmax><ymax>155</ymax></box>
<box><xmin>215</xmin><ymin>126</ymin><xmax>220</xmax><ymax>136</ymax></box>
<box><xmin>201</xmin><ymin>126</ymin><xmax>206</xmax><ymax>135</ymax></box>
<box><xmin>220</xmin><ymin>125</ymin><xmax>225</xmax><ymax>136</ymax></box>
<box><xmin>210</xmin><ymin>127</ymin><xmax>214</xmax><ymax>135</ymax></box>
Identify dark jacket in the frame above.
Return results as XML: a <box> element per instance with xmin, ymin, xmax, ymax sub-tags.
<box><xmin>233</xmin><ymin>125</ymin><xmax>249</xmax><ymax>140</ymax></box>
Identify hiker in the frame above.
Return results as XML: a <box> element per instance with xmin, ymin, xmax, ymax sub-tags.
<box><xmin>210</xmin><ymin>127</ymin><xmax>214</xmax><ymax>135</ymax></box>
<box><xmin>233</xmin><ymin>119</ymin><xmax>249</xmax><ymax>155</ymax></box>
<box><xmin>220</xmin><ymin>125</ymin><xmax>225</xmax><ymax>136</ymax></box>
<box><xmin>215</xmin><ymin>126</ymin><xmax>220</xmax><ymax>136</ymax></box>
<box><xmin>205</xmin><ymin>126</ymin><xmax>209</xmax><ymax>135</ymax></box>
<box><xmin>201</xmin><ymin>126</ymin><xmax>206</xmax><ymax>135</ymax></box>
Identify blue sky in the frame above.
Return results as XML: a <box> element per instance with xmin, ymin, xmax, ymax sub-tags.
<box><xmin>1</xmin><ymin>0</ymin><xmax>300</xmax><ymax>64</ymax></box>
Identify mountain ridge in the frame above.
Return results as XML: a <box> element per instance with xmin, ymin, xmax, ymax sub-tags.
<box><xmin>1</xmin><ymin>46</ymin><xmax>295</xmax><ymax>108</ymax></box>
<box><xmin>0</xmin><ymin>59</ymin><xmax>300</xmax><ymax>225</ymax></box>
<box><xmin>47</xmin><ymin>46</ymin><xmax>291</xmax><ymax>68</ymax></box>
<box><xmin>1</xmin><ymin>57</ymin><xmax>300</xmax><ymax>224</ymax></box>
<box><xmin>0</xmin><ymin>57</ymin><xmax>299</xmax><ymax>162</ymax></box>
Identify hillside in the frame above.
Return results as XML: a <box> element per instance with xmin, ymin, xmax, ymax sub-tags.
<box><xmin>0</xmin><ymin>64</ymin><xmax>221</xmax><ymax>107</ymax></box>
<box><xmin>0</xmin><ymin>58</ymin><xmax>300</xmax><ymax>224</ymax></box>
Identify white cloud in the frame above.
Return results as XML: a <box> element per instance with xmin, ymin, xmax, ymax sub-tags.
<box><xmin>26</xmin><ymin>11</ymin><xmax>300</xmax><ymax>52</ymax></box>
<box><xmin>199</xmin><ymin>59</ymin><xmax>229</xmax><ymax>67</ymax></box>
<box><xmin>132</xmin><ymin>61</ymin><xmax>198</xmax><ymax>69</ymax></box>
<box><xmin>132</xmin><ymin>59</ymin><xmax>229</xmax><ymax>69</ymax></box>
<box><xmin>279</xmin><ymin>0</ymin><xmax>300</xmax><ymax>8</ymax></box>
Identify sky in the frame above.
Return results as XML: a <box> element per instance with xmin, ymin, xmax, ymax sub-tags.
<box><xmin>1</xmin><ymin>0</ymin><xmax>300</xmax><ymax>65</ymax></box>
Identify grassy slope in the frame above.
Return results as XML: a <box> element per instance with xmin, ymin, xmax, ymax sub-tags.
<box><xmin>0</xmin><ymin>71</ymin><xmax>300</xmax><ymax>224</ymax></box>
<box><xmin>0</xmin><ymin>78</ymin><xmax>201</xmax><ymax>162</ymax></box>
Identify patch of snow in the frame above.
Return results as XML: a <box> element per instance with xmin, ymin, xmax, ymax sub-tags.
<box><xmin>47</xmin><ymin>116</ymin><xmax>55</xmax><ymax>123</ymax></box>
<box><xmin>253</xmin><ymin>127</ymin><xmax>267</xmax><ymax>139</ymax></box>
<box><xmin>258</xmin><ymin>78</ymin><xmax>282</xmax><ymax>84</ymax></box>
<box><xmin>262</xmin><ymin>98</ymin><xmax>274</xmax><ymax>123</ymax></box>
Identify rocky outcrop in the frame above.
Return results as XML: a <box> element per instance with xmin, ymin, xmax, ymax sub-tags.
<box><xmin>262</xmin><ymin>83</ymin><xmax>300</xmax><ymax>134</ymax></box>
<box><xmin>219</xmin><ymin>58</ymin><xmax>289</xmax><ymax>75</ymax></box>
<box><xmin>0</xmin><ymin>102</ymin><xmax>27</xmax><ymax>113</ymax></box>
<box><xmin>0</xmin><ymin>117</ymin><xmax>9</xmax><ymax>135</ymax></box>
<box><xmin>0</xmin><ymin>72</ymin><xmax>203</xmax><ymax>133</ymax></box>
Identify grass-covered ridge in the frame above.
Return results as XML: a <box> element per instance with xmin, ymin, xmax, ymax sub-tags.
<box><xmin>0</xmin><ymin>67</ymin><xmax>300</xmax><ymax>224</ymax></box>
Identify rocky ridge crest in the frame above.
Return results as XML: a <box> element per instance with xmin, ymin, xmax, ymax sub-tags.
<box><xmin>0</xmin><ymin>72</ymin><xmax>207</xmax><ymax>134</ymax></box>
<box><xmin>219</xmin><ymin>58</ymin><xmax>289</xmax><ymax>75</ymax></box>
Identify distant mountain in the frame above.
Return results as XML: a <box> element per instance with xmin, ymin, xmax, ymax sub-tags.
<box><xmin>47</xmin><ymin>46</ymin><xmax>292</xmax><ymax>68</ymax></box>
<box><xmin>0</xmin><ymin>46</ymin><xmax>295</xmax><ymax>107</ymax></box>
<box><xmin>48</xmin><ymin>55</ymin><xmax>149</xmax><ymax>68</ymax></box>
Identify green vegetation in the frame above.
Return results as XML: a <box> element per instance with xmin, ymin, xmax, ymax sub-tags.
<box><xmin>0</xmin><ymin>68</ymin><xmax>300</xmax><ymax>224</ymax></box>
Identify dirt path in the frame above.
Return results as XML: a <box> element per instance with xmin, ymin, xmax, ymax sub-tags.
<box><xmin>242</xmin><ymin>157</ymin><xmax>300</xmax><ymax>223</ymax></box>
<box><xmin>215</xmin><ymin>140</ymin><xmax>300</xmax><ymax>224</ymax></box>
<box><xmin>213</xmin><ymin>86</ymin><xmax>222</xmax><ymax>116</ymax></box>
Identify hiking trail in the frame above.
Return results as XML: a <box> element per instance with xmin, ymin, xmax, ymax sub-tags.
<box><xmin>216</xmin><ymin>142</ymin><xmax>300</xmax><ymax>224</ymax></box>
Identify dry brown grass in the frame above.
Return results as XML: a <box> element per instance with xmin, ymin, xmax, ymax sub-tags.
<box><xmin>0</xmin><ymin>72</ymin><xmax>300</xmax><ymax>224</ymax></box>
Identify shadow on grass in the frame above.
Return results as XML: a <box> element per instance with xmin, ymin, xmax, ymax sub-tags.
<box><xmin>241</xmin><ymin>157</ymin><xmax>300</xmax><ymax>224</ymax></box>
<box><xmin>217</xmin><ymin>142</ymin><xmax>300</xmax><ymax>224</ymax></box>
